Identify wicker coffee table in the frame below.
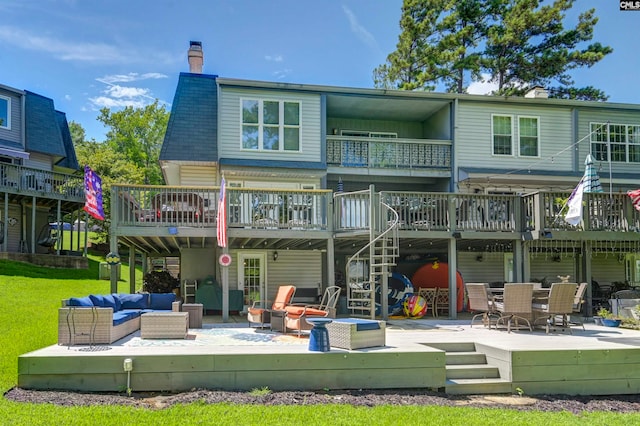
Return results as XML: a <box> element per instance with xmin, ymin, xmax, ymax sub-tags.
<box><xmin>140</xmin><ymin>312</ymin><xmax>189</xmax><ymax>339</ymax></box>
<box><xmin>326</xmin><ymin>318</ymin><xmax>386</xmax><ymax>349</ymax></box>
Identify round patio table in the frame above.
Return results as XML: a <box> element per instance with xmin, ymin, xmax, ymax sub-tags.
<box><xmin>306</xmin><ymin>317</ymin><xmax>333</xmax><ymax>352</ymax></box>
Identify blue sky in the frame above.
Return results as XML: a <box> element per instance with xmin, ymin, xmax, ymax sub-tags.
<box><xmin>1</xmin><ymin>0</ymin><xmax>637</xmax><ymax>141</ymax></box>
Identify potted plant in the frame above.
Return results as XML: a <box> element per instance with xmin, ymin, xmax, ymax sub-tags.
<box><xmin>597</xmin><ymin>307</ymin><xmax>621</xmax><ymax>327</ymax></box>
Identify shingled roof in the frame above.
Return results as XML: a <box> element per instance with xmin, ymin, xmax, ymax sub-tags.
<box><xmin>54</xmin><ymin>110</ymin><xmax>79</xmax><ymax>170</ymax></box>
<box><xmin>24</xmin><ymin>91</ymin><xmax>67</xmax><ymax>158</ymax></box>
<box><xmin>160</xmin><ymin>72</ymin><xmax>218</xmax><ymax>162</ymax></box>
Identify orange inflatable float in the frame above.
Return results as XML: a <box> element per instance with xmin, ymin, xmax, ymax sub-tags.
<box><xmin>410</xmin><ymin>261</ymin><xmax>465</xmax><ymax>312</ymax></box>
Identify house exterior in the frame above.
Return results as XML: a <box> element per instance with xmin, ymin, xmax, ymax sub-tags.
<box><xmin>0</xmin><ymin>83</ymin><xmax>85</xmax><ymax>261</ymax></box>
<box><xmin>109</xmin><ymin>42</ymin><xmax>640</xmax><ymax>319</ymax></box>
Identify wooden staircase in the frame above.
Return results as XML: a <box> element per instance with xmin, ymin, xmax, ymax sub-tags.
<box><xmin>428</xmin><ymin>342</ymin><xmax>512</xmax><ymax>395</ymax></box>
<box><xmin>346</xmin><ymin>192</ymin><xmax>399</xmax><ymax>319</ymax></box>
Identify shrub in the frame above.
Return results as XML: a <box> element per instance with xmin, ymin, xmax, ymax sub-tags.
<box><xmin>142</xmin><ymin>271</ymin><xmax>179</xmax><ymax>293</ymax></box>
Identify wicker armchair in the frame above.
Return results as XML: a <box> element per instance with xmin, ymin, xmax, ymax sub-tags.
<box><xmin>466</xmin><ymin>283</ymin><xmax>501</xmax><ymax>328</ymax></box>
<box><xmin>532</xmin><ymin>283</ymin><xmax>577</xmax><ymax>334</ymax></box>
<box><xmin>494</xmin><ymin>283</ymin><xmax>534</xmax><ymax>333</ymax></box>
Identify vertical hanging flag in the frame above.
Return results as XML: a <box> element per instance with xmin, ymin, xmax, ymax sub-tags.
<box><xmin>83</xmin><ymin>165</ymin><xmax>104</xmax><ymax>220</ymax></box>
<box><xmin>628</xmin><ymin>188</ymin><xmax>640</xmax><ymax>212</ymax></box>
<box><xmin>564</xmin><ymin>178</ymin><xmax>585</xmax><ymax>226</ymax></box>
<box><xmin>216</xmin><ymin>176</ymin><xmax>227</xmax><ymax>247</ymax></box>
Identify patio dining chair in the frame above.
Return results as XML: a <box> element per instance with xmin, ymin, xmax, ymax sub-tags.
<box><xmin>494</xmin><ymin>283</ymin><xmax>533</xmax><ymax>333</ymax></box>
<box><xmin>434</xmin><ymin>287</ymin><xmax>450</xmax><ymax>317</ymax></box>
<box><xmin>570</xmin><ymin>282</ymin><xmax>588</xmax><ymax>330</ymax></box>
<box><xmin>283</xmin><ymin>286</ymin><xmax>341</xmax><ymax>337</ymax></box>
<box><xmin>417</xmin><ymin>287</ymin><xmax>437</xmax><ymax>317</ymax></box>
<box><xmin>247</xmin><ymin>285</ymin><xmax>296</xmax><ymax>328</ymax></box>
<box><xmin>532</xmin><ymin>282</ymin><xmax>577</xmax><ymax>334</ymax></box>
<box><xmin>466</xmin><ymin>283</ymin><xmax>501</xmax><ymax>328</ymax></box>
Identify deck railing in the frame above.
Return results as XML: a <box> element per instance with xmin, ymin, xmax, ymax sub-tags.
<box><xmin>326</xmin><ymin>136</ymin><xmax>451</xmax><ymax>170</ymax></box>
<box><xmin>112</xmin><ymin>185</ymin><xmax>332</xmax><ymax>230</ymax></box>
<box><xmin>111</xmin><ymin>184</ymin><xmax>640</xmax><ymax>235</ymax></box>
<box><xmin>0</xmin><ymin>163</ymin><xmax>84</xmax><ymax>200</ymax></box>
<box><xmin>522</xmin><ymin>191</ymin><xmax>640</xmax><ymax>232</ymax></box>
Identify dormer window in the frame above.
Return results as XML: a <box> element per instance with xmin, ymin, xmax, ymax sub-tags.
<box><xmin>0</xmin><ymin>96</ymin><xmax>9</xmax><ymax>129</ymax></box>
<box><xmin>241</xmin><ymin>99</ymin><xmax>300</xmax><ymax>152</ymax></box>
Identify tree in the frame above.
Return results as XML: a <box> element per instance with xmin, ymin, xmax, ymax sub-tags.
<box><xmin>375</xmin><ymin>0</ymin><xmax>611</xmax><ymax>100</ymax></box>
<box><xmin>97</xmin><ymin>100</ymin><xmax>169</xmax><ymax>185</ymax></box>
<box><xmin>484</xmin><ymin>0</ymin><xmax>612</xmax><ymax>99</ymax></box>
<box><xmin>71</xmin><ymin>121</ymin><xmax>146</xmax><ymax>244</ymax></box>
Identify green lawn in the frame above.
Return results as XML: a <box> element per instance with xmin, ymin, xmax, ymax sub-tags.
<box><xmin>0</xmin><ymin>258</ymin><xmax>638</xmax><ymax>425</ymax></box>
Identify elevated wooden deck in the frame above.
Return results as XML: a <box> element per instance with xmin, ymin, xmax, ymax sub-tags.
<box><xmin>18</xmin><ymin>317</ymin><xmax>640</xmax><ymax>396</ymax></box>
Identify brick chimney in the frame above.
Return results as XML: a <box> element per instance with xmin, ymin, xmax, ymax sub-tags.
<box><xmin>188</xmin><ymin>41</ymin><xmax>203</xmax><ymax>73</ymax></box>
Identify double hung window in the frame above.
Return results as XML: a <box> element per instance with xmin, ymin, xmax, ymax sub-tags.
<box><xmin>590</xmin><ymin>122</ymin><xmax>640</xmax><ymax>163</ymax></box>
<box><xmin>0</xmin><ymin>96</ymin><xmax>9</xmax><ymax>129</ymax></box>
<box><xmin>242</xmin><ymin>99</ymin><xmax>300</xmax><ymax>151</ymax></box>
<box><xmin>492</xmin><ymin>115</ymin><xmax>539</xmax><ymax>157</ymax></box>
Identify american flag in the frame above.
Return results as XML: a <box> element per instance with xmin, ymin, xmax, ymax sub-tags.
<box><xmin>216</xmin><ymin>176</ymin><xmax>227</xmax><ymax>247</ymax></box>
<box><xmin>83</xmin><ymin>165</ymin><xmax>104</xmax><ymax>220</ymax></box>
<box><xmin>628</xmin><ymin>189</ymin><xmax>640</xmax><ymax>212</ymax></box>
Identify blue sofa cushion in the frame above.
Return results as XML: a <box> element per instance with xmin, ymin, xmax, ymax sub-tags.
<box><xmin>68</xmin><ymin>296</ymin><xmax>93</xmax><ymax>307</ymax></box>
<box><xmin>89</xmin><ymin>294</ymin><xmax>106</xmax><ymax>307</ymax></box>
<box><xmin>111</xmin><ymin>294</ymin><xmax>122</xmax><ymax>311</ymax></box>
<box><xmin>112</xmin><ymin>311</ymin><xmax>138</xmax><ymax>326</ymax></box>
<box><xmin>101</xmin><ymin>294</ymin><xmax>118</xmax><ymax>310</ymax></box>
<box><xmin>334</xmin><ymin>318</ymin><xmax>381</xmax><ymax>331</ymax></box>
<box><xmin>149</xmin><ymin>293</ymin><xmax>176</xmax><ymax>310</ymax></box>
<box><xmin>119</xmin><ymin>293</ymin><xmax>149</xmax><ymax>309</ymax></box>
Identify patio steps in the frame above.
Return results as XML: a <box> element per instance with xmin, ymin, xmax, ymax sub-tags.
<box><xmin>429</xmin><ymin>342</ymin><xmax>513</xmax><ymax>395</ymax></box>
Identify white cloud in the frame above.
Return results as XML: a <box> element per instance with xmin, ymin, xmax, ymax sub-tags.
<box><xmin>467</xmin><ymin>74</ymin><xmax>499</xmax><ymax>95</ymax></box>
<box><xmin>97</xmin><ymin>73</ymin><xmax>168</xmax><ymax>84</ymax></box>
<box><xmin>0</xmin><ymin>26</ymin><xmax>178</xmax><ymax>65</ymax></box>
<box><xmin>105</xmin><ymin>85</ymin><xmax>150</xmax><ymax>99</ymax></box>
<box><xmin>273</xmin><ymin>69</ymin><xmax>292</xmax><ymax>80</ymax></box>
<box><xmin>265</xmin><ymin>55</ymin><xmax>283</xmax><ymax>62</ymax></box>
<box><xmin>64</xmin><ymin>94</ymin><xmax>71</xmax><ymax>101</ymax></box>
<box><xmin>342</xmin><ymin>5</ymin><xmax>378</xmax><ymax>52</ymax></box>
<box><xmin>88</xmin><ymin>96</ymin><xmax>146</xmax><ymax>109</ymax></box>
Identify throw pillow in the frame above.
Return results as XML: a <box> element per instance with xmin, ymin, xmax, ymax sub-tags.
<box><xmin>119</xmin><ymin>293</ymin><xmax>149</xmax><ymax>309</ymax></box>
<box><xmin>101</xmin><ymin>294</ymin><xmax>117</xmax><ymax>310</ymax></box>
<box><xmin>68</xmin><ymin>296</ymin><xmax>94</xmax><ymax>307</ymax></box>
<box><xmin>89</xmin><ymin>294</ymin><xmax>106</xmax><ymax>307</ymax></box>
<box><xmin>149</xmin><ymin>293</ymin><xmax>176</xmax><ymax>310</ymax></box>
<box><xmin>111</xmin><ymin>293</ymin><xmax>122</xmax><ymax>311</ymax></box>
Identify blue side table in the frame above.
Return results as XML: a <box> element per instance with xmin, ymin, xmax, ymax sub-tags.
<box><xmin>306</xmin><ymin>317</ymin><xmax>333</xmax><ymax>352</ymax></box>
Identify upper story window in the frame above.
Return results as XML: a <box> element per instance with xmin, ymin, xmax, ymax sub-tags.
<box><xmin>0</xmin><ymin>96</ymin><xmax>10</xmax><ymax>129</ymax></box>
<box><xmin>492</xmin><ymin>115</ymin><xmax>513</xmax><ymax>155</ymax></box>
<box><xmin>492</xmin><ymin>115</ymin><xmax>539</xmax><ymax>157</ymax></box>
<box><xmin>518</xmin><ymin>116</ymin><xmax>539</xmax><ymax>157</ymax></box>
<box><xmin>591</xmin><ymin>122</ymin><xmax>640</xmax><ymax>163</ymax></box>
<box><xmin>241</xmin><ymin>99</ymin><xmax>300</xmax><ymax>152</ymax></box>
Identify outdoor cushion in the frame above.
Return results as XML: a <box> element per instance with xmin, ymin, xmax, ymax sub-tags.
<box><xmin>333</xmin><ymin>318</ymin><xmax>381</xmax><ymax>331</ymax></box>
<box><xmin>88</xmin><ymin>294</ymin><xmax>106</xmax><ymax>307</ymax></box>
<box><xmin>68</xmin><ymin>296</ymin><xmax>93</xmax><ymax>307</ymax></box>
<box><xmin>111</xmin><ymin>293</ymin><xmax>122</xmax><ymax>311</ymax></box>
<box><xmin>101</xmin><ymin>294</ymin><xmax>118</xmax><ymax>310</ymax></box>
<box><xmin>112</xmin><ymin>311</ymin><xmax>137</xmax><ymax>326</ymax></box>
<box><xmin>284</xmin><ymin>306</ymin><xmax>327</xmax><ymax>317</ymax></box>
<box><xmin>119</xmin><ymin>293</ymin><xmax>149</xmax><ymax>309</ymax></box>
<box><xmin>149</xmin><ymin>293</ymin><xmax>176</xmax><ymax>310</ymax></box>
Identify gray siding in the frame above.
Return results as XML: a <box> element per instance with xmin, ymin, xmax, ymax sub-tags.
<box><xmin>423</xmin><ymin>103</ymin><xmax>451</xmax><ymax>140</ymax></box>
<box><xmin>577</xmin><ymin>108</ymin><xmax>640</xmax><ymax>174</ymax></box>
<box><xmin>219</xmin><ymin>88</ymin><xmax>321</xmax><ymax>162</ymax></box>
<box><xmin>327</xmin><ymin>118</ymin><xmax>424</xmax><ymax>139</ymax></box>
<box><xmin>456</xmin><ymin>102</ymin><xmax>574</xmax><ymax>172</ymax></box>
<box><xmin>23</xmin><ymin>152</ymin><xmax>51</xmax><ymax>171</ymax></box>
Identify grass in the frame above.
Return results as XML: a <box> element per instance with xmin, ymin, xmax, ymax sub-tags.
<box><xmin>1</xmin><ymin>260</ymin><xmax>639</xmax><ymax>424</ymax></box>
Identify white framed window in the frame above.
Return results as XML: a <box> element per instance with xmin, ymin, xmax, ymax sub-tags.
<box><xmin>0</xmin><ymin>96</ymin><xmax>10</xmax><ymax>129</ymax></box>
<box><xmin>518</xmin><ymin>116</ymin><xmax>539</xmax><ymax>157</ymax></box>
<box><xmin>492</xmin><ymin>114</ymin><xmax>513</xmax><ymax>156</ymax></box>
<box><xmin>590</xmin><ymin>122</ymin><xmax>640</xmax><ymax>163</ymax></box>
<box><xmin>241</xmin><ymin>99</ymin><xmax>300</xmax><ymax>152</ymax></box>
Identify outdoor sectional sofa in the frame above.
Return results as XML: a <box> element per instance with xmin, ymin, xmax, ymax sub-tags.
<box><xmin>58</xmin><ymin>292</ymin><xmax>180</xmax><ymax>345</ymax></box>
